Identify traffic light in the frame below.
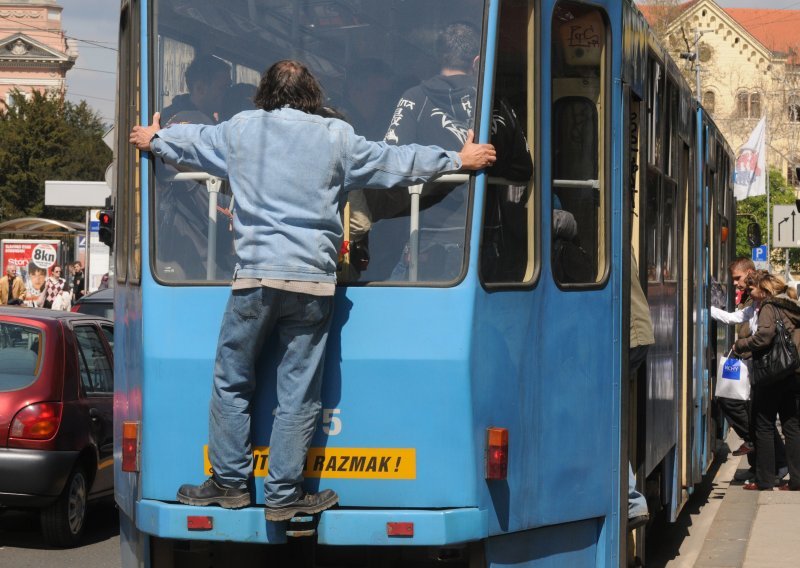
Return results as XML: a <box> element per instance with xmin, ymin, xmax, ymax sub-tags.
<box><xmin>98</xmin><ymin>209</ymin><xmax>114</xmax><ymax>248</ymax></box>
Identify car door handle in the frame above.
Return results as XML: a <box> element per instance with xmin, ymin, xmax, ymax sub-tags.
<box><xmin>89</xmin><ymin>408</ymin><xmax>101</xmax><ymax>421</ymax></box>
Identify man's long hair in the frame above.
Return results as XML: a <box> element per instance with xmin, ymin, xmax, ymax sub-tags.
<box><xmin>254</xmin><ymin>60</ymin><xmax>324</xmax><ymax>114</ymax></box>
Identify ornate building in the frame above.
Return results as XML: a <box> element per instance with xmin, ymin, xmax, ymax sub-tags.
<box><xmin>640</xmin><ymin>0</ymin><xmax>800</xmax><ymax>184</ymax></box>
<box><xmin>0</xmin><ymin>0</ymin><xmax>77</xmax><ymax>105</ymax></box>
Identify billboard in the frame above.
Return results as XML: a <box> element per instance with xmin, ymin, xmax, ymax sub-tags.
<box><xmin>1</xmin><ymin>239</ymin><xmax>61</xmax><ymax>305</ymax></box>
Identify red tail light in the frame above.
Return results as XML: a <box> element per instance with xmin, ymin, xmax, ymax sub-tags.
<box><xmin>122</xmin><ymin>421</ymin><xmax>140</xmax><ymax>472</ymax></box>
<box><xmin>485</xmin><ymin>427</ymin><xmax>508</xmax><ymax>480</ymax></box>
<box><xmin>70</xmin><ymin>305</ymin><xmax>80</xmax><ymax>312</ymax></box>
<box><xmin>10</xmin><ymin>402</ymin><xmax>63</xmax><ymax>440</ymax></box>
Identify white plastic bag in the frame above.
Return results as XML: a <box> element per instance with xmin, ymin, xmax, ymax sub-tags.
<box><xmin>715</xmin><ymin>350</ymin><xmax>751</xmax><ymax>401</ymax></box>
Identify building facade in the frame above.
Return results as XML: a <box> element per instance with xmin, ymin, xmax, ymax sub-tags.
<box><xmin>0</xmin><ymin>0</ymin><xmax>77</xmax><ymax>105</ymax></box>
<box><xmin>641</xmin><ymin>0</ymin><xmax>800</xmax><ymax>184</ymax></box>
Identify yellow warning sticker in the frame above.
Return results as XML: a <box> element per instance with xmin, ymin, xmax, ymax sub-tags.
<box><xmin>203</xmin><ymin>446</ymin><xmax>416</xmax><ymax>479</ymax></box>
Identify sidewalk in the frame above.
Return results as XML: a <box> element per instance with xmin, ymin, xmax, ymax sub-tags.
<box><xmin>694</xmin><ymin>437</ymin><xmax>800</xmax><ymax>568</ymax></box>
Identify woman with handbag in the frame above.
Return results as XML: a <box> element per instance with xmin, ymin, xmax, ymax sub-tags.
<box><xmin>733</xmin><ymin>271</ymin><xmax>800</xmax><ymax>491</ymax></box>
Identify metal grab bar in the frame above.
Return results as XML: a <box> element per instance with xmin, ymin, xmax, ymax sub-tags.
<box><xmin>173</xmin><ymin>172</ymin><xmax>224</xmax><ymax>280</ymax></box>
<box><xmin>169</xmin><ymin>171</ymin><xmax>530</xmax><ymax>282</ymax></box>
<box><xmin>405</xmin><ymin>174</ymin><xmax>529</xmax><ymax>280</ymax></box>
<box><xmin>553</xmin><ymin>179</ymin><xmax>600</xmax><ymax>189</ymax></box>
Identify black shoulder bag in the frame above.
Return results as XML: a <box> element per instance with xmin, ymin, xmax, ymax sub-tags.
<box><xmin>752</xmin><ymin>308</ymin><xmax>800</xmax><ymax>387</ymax></box>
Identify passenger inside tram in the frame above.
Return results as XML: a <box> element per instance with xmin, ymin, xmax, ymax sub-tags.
<box><xmin>153</xmin><ymin>55</ymin><xmax>237</xmax><ymax>281</ymax></box>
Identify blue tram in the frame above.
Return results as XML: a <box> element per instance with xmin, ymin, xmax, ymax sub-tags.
<box><xmin>112</xmin><ymin>0</ymin><xmax>735</xmax><ymax>566</ymax></box>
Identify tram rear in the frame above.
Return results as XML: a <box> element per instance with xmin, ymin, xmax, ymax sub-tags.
<box><xmin>113</xmin><ymin>0</ymin><xmax>656</xmax><ymax>566</ymax></box>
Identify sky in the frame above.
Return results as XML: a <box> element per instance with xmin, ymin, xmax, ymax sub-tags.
<box><xmin>58</xmin><ymin>0</ymin><xmax>800</xmax><ymax>127</ymax></box>
<box><xmin>60</xmin><ymin>0</ymin><xmax>118</xmax><ymax>125</ymax></box>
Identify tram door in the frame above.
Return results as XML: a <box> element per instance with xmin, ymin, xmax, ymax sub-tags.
<box><xmin>641</xmin><ymin>62</ymin><xmax>684</xmax><ymax>514</ymax></box>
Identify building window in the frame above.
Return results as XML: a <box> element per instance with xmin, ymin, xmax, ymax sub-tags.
<box><xmin>703</xmin><ymin>90</ymin><xmax>716</xmax><ymax>115</ymax></box>
<box><xmin>736</xmin><ymin>91</ymin><xmax>761</xmax><ymax>119</ymax></box>
<box><xmin>736</xmin><ymin>92</ymin><xmax>749</xmax><ymax>118</ymax></box>
<box><xmin>788</xmin><ymin>166</ymin><xmax>798</xmax><ymax>186</ymax></box>
<box><xmin>750</xmin><ymin>93</ymin><xmax>761</xmax><ymax>118</ymax></box>
<box><xmin>789</xmin><ymin>97</ymin><xmax>800</xmax><ymax>122</ymax></box>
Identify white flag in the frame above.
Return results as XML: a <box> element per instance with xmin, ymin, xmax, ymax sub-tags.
<box><xmin>733</xmin><ymin>117</ymin><xmax>767</xmax><ymax>200</ymax></box>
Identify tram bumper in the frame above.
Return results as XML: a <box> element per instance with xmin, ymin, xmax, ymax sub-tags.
<box><xmin>135</xmin><ymin>499</ymin><xmax>487</xmax><ymax>545</ymax></box>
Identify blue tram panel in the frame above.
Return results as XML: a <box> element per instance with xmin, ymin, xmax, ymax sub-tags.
<box><xmin>112</xmin><ymin>0</ymin><xmax>733</xmax><ymax>566</ymax></box>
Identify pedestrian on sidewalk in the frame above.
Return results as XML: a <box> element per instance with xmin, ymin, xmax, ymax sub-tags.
<box><xmin>733</xmin><ymin>271</ymin><xmax>800</xmax><ymax>491</ymax></box>
<box><xmin>711</xmin><ymin>258</ymin><xmax>787</xmax><ymax>483</ymax></box>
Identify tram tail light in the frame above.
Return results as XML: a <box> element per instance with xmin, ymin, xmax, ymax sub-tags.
<box><xmin>122</xmin><ymin>421</ymin><xmax>140</xmax><ymax>472</ymax></box>
<box><xmin>485</xmin><ymin>427</ymin><xmax>508</xmax><ymax>480</ymax></box>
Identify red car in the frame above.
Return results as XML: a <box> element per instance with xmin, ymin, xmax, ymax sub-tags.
<box><xmin>0</xmin><ymin>307</ymin><xmax>113</xmax><ymax>547</ymax></box>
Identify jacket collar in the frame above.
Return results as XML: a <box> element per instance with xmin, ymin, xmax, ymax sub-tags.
<box><xmin>762</xmin><ymin>294</ymin><xmax>800</xmax><ymax>314</ymax></box>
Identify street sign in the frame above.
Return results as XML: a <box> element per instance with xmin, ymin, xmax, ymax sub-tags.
<box><xmin>752</xmin><ymin>245</ymin><xmax>768</xmax><ymax>262</ymax></box>
<box><xmin>773</xmin><ymin>205</ymin><xmax>800</xmax><ymax>248</ymax></box>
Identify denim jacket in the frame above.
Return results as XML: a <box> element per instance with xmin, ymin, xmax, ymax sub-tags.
<box><xmin>150</xmin><ymin>108</ymin><xmax>462</xmax><ymax>283</ymax></box>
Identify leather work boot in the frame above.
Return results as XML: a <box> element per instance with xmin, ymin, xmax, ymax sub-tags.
<box><xmin>264</xmin><ymin>489</ymin><xmax>339</xmax><ymax>522</ymax></box>
<box><xmin>177</xmin><ymin>477</ymin><xmax>251</xmax><ymax>509</ymax></box>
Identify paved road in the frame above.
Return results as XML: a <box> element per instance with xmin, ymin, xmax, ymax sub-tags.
<box><xmin>0</xmin><ymin>502</ymin><xmax>120</xmax><ymax>568</ymax></box>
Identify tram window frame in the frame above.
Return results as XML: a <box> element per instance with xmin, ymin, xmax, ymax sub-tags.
<box><xmin>115</xmin><ymin>1</ymin><xmax>133</xmax><ymax>285</ymax></box>
<box><xmin>147</xmin><ymin>0</ymin><xmax>490</xmax><ymax>288</ymax></box>
<box><xmin>480</xmin><ymin>0</ymin><xmax>538</xmax><ymax>289</ymax></box>
<box><xmin>130</xmin><ymin>0</ymin><xmax>142</xmax><ymax>284</ymax></box>
<box><xmin>549</xmin><ymin>1</ymin><xmax>611</xmax><ymax>289</ymax></box>
<box><xmin>645</xmin><ymin>168</ymin><xmax>660</xmax><ymax>283</ymax></box>
<box><xmin>647</xmin><ymin>59</ymin><xmax>663</xmax><ymax>168</ymax></box>
<box><xmin>661</xmin><ymin>179</ymin><xmax>678</xmax><ymax>283</ymax></box>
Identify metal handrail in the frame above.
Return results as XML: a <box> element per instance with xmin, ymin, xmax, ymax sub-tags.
<box><xmin>173</xmin><ymin>172</ymin><xmax>224</xmax><ymax>280</ymax></box>
<box><xmin>170</xmin><ymin>171</ymin><xmax>533</xmax><ymax>282</ymax></box>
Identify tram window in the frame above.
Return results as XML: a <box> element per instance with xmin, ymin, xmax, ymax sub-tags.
<box><xmin>645</xmin><ymin>169</ymin><xmax>659</xmax><ymax>283</ymax></box>
<box><xmin>647</xmin><ymin>60</ymin><xmax>663</xmax><ymax>168</ymax></box>
<box><xmin>667</xmin><ymin>81</ymin><xmax>678</xmax><ymax>180</ymax></box>
<box><xmin>115</xmin><ymin>5</ymin><xmax>131</xmax><ymax>284</ymax></box>
<box><xmin>150</xmin><ymin>0</ymin><xmax>486</xmax><ymax>286</ymax></box>
<box><xmin>661</xmin><ymin>181</ymin><xmax>677</xmax><ymax>281</ymax></box>
<box><xmin>481</xmin><ymin>0</ymin><xmax>535</xmax><ymax>285</ymax></box>
<box><xmin>551</xmin><ymin>2</ymin><xmax>608</xmax><ymax>286</ymax></box>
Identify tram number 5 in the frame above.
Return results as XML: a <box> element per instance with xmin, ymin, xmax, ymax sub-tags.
<box><xmin>322</xmin><ymin>408</ymin><xmax>342</xmax><ymax>436</ymax></box>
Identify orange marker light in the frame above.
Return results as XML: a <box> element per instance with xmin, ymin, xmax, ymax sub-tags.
<box><xmin>187</xmin><ymin>516</ymin><xmax>214</xmax><ymax>531</ymax></box>
<box><xmin>387</xmin><ymin>522</ymin><xmax>414</xmax><ymax>537</ymax></box>
<box><xmin>122</xmin><ymin>421</ymin><xmax>140</xmax><ymax>472</ymax></box>
<box><xmin>486</xmin><ymin>427</ymin><xmax>508</xmax><ymax>480</ymax></box>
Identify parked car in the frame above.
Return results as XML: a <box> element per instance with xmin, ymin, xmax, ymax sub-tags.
<box><xmin>0</xmin><ymin>308</ymin><xmax>113</xmax><ymax>547</ymax></box>
<box><xmin>71</xmin><ymin>288</ymin><xmax>113</xmax><ymax>320</ymax></box>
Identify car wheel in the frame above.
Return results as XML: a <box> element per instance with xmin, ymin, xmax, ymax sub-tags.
<box><xmin>40</xmin><ymin>464</ymin><xmax>89</xmax><ymax>547</ymax></box>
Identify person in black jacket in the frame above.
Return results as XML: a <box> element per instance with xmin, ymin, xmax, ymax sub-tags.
<box><xmin>71</xmin><ymin>261</ymin><xmax>85</xmax><ymax>300</ymax></box>
<box><xmin>366</xmin><ymin>22</ymin><xmax>532</xmax><ymax>281</ymax></box>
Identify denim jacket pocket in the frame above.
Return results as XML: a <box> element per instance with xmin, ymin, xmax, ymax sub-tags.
<box><xmin>232</xmin><ymin>288</ymin><xmax>262</xmax><ymax>319</ymax></box>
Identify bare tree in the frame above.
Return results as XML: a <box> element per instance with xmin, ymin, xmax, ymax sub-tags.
<box><xmin>637</xmin><ymin>0</ymin><xmax>682</xmax><ymax>43</ymax></box>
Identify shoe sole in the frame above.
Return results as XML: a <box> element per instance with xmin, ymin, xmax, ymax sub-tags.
<box><xmin>627</xmin><ymin>515</ymin><xmax>649</xmax><ymax>531</ymax></box>
<box><xmin>264</xmin><ymin>494</ymin><xmax>339</xmax><ymax>522</ymax></box>
<box><xmin>176</xmin><ymin>492</ymin><xmax>252</xmax><ymax>509</ymax></box>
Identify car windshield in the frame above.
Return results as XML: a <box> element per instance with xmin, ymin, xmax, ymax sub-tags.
<box><xmin>0</xmin><ymin>322</ymin><xmax>43</xmax><ymax>391</ymax></box>
<box><xmin>151</xmin><ymin>0</ymin><xmax>486</xmax><ymax>286</ymax></box>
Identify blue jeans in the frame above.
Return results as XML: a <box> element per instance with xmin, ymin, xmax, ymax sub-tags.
<box><xmin>208</xmin><ymin>287</ymin><xmax>333</xmax><ymax>506</ymax></box>
<box><xmin>628</xmin><ymin>463</ymin><xmax>648</xmax><ymax>518</ymax></box>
